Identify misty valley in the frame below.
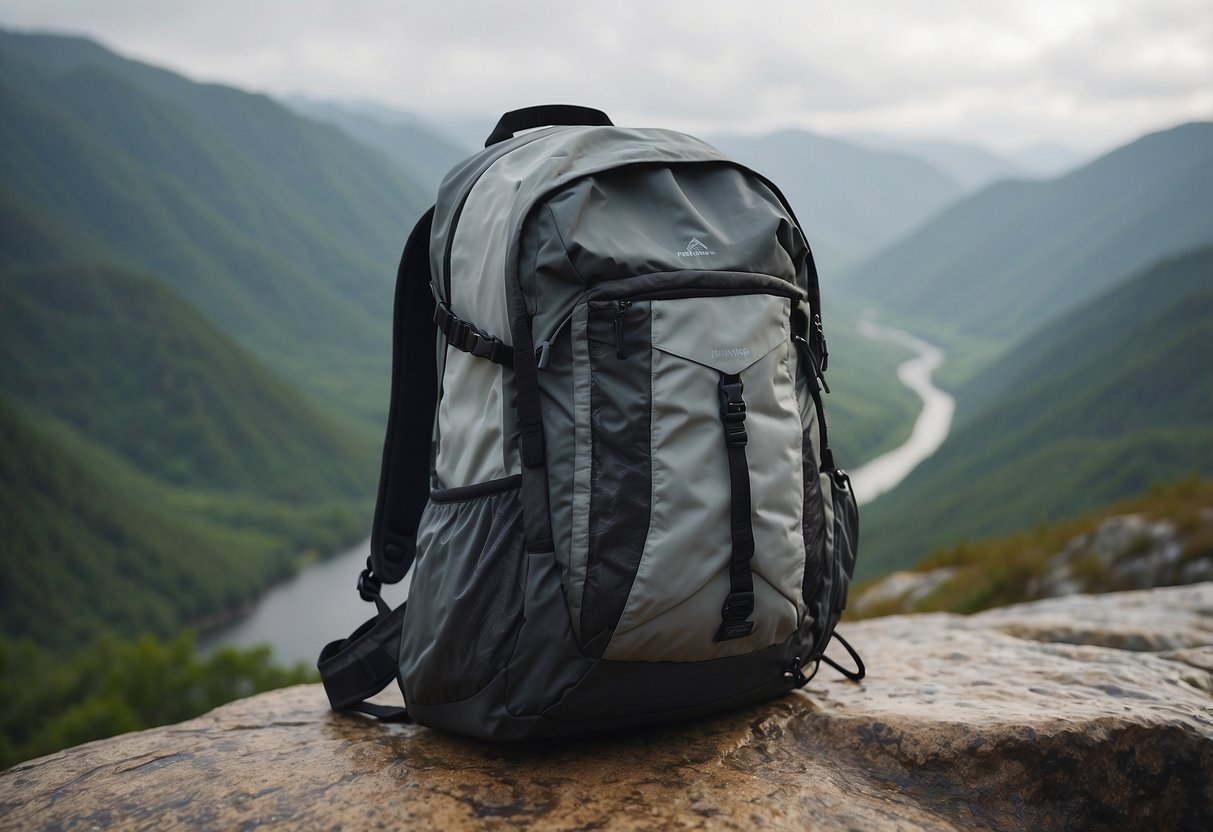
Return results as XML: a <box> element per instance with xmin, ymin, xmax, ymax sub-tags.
<box><xmin>1</xmin><ymin>30</ymin><xmax>1211</xmax><ymax>768</ymax></box>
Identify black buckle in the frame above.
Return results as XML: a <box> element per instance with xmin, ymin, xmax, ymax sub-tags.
<box><xmin>715</xmin><ymin>591</ymin><xmax>756</xmax><ymax>641</ymax></box>
<box><xmin>718</xmin><ymin>375</ymin><xmax>748</xmax><ymax>446</ymax></box>
<box><xmin>715</xmin><ymin>590</ymin><xmax>755</xmax><ymax>640</ymax></box>
<box><xmin>433</xmin><ymin>300</ymin><xmax>512</xmax><ymax>365</ymax></box>
<box><xmin>357</xmin><ymin>566</ymin><xmax>382</xmax><ymax>603</ymax></box>
<box><xmin>719</xmin><ymin>377</ymin><xmax>746</xmax><ymax>420</ymax></box>
<box><xmin>451</xmin><ymin>320</ymin><xmax>473</xmax><ymax>352</ymax></box>
<box><xmin>721</xmin><ymin>590</ymin><xmax>755</xmax><ymax>622</ymax></box>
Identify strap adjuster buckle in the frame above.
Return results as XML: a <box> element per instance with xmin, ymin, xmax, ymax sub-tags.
<box><xmin>715</xmin><ymin>591</ymin><xmax>756</xmax><ymax>641</ymax></box>
<box><xmin>357</xmin><ymin>567</ymin><xmax>382</xmax><ymax>603</ymax></box>
<box><xmin>721</xmin><ymin>591</ymin><xmax>755</xmax><ymax>622</ymax></box>
<box><xmin>718</xmin><ymin>376</ymin><xmax>748</xmax><ymax>445</ymax></box>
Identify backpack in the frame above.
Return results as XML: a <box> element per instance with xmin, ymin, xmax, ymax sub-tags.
<box><xmin>319</xmin><ymin>105</ymin><xmax>864</xmax><ymax>739</ymax></box>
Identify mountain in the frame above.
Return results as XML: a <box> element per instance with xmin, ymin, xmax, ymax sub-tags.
<box><xmin>842</xmin><ymin>132</ymin><xmax>1028</xmax><ymax>191</ymax></box>
<box><xmin>0</xmin><ymin>393</ymin><xmax>363</xmax><ymax>650</ymax></box>
<box><xmin>0</xmin><ymin>263</ymin><xmax>375</xmax><ymax>648</ymax></box>
<box><xmin>855</xmin><ymin>246</ymin><xmax>1213</xmax><ymax>578</ymax></box>
<box><xmin>0</xmin><ymin>30</ymin><xmax>407</xmax><ymax>649</ymax></box>
<box><xmin>0</xmin><ymin>264</ymin><xmax>375</xmax><ymax>500</ymax></box>
<box><xmin>1008</xmin><ymin>141</ymin><xmax>1089</xmax><ymax>178</ymax></box>
<box><xmin>707</xmin><ymin>130</ymin><xmax>964</xmax><ymax>273</ymax></box>
<box><xmin>0</xmin><ymin>30</ymin><xmax>429</xmax><ymax>424</ymax></box>
<box><xmin>844</xmin><ymin>122</ymin><xmax>1213</xmax><ymax>354</ymax></box>
<box><xmin>284</xmin><ymin>96</ymin><xmax>470</xmax><ymax>193</ymax></box>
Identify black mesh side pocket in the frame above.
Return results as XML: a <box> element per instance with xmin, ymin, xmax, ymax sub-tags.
<box><xmin>399</xmin><ymin>486</ymin><xmax>526</xmax><ymax>705</ymax></box>
<box><xmin>801</xmin><ymin>424</ymin><xmax>827</xmax><ymax>621</ymax></box>
<box><xmin>810</xmin><ymin>469</ymin><xmax>859</xmax><ymax>658</ymax></box>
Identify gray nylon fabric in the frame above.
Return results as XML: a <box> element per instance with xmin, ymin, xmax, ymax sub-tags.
<box><xmin>395</xmin><ymin>118</ymin><xmax>852</xmax><ymax>738</ymax></box>
<box><xmin>434</xmin><ymin>128</ymin><xmax>739</xmax><ymax>490</ymax></box>
<box><xmin>602</xmin><ymin>296</ymin><xmax>803</xmax><ymax>661</ymax></box>
<box><xmin>435</xmin><ymin>353</ymin><xmax>510</xmax><ymax>487</ymax></box>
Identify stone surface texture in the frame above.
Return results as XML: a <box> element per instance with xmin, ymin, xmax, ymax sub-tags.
<box><xmin>2</xmin><ymin>583</ymin><xmax>1211</xmax><ymax>831</ymax></box>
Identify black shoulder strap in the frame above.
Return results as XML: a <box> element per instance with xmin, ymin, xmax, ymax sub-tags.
<box><xmin>369</xmin><ymin>207</ymin><xmax>437</xmax><ymax>586</ymax></box>
<box><xmin>318</xmin><ymin>207</ymin><xmax>437</xmax><ymax>722</ymax></box>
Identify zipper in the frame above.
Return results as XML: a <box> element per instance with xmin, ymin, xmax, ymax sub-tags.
<box><xmin>613</xmin><ymin>301</ymin><xmax>632</xmax><ymax>359</ymax></box>
<box><xmin>538</xmin><ymin>285</ymin><xmax>797</xmax><ymax>370</ymax></box>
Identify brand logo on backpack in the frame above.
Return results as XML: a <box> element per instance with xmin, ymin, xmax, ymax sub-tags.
<box><xmin>676</xmin><ymin>236</ymin><xmax>716</xmax><ymax>258</ymax></box>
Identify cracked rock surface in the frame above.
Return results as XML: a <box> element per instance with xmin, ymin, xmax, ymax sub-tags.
<box><xmin>2</xmin><ymin>583</ymin><xmax>1211</xmax><ymax>830</ymax></box>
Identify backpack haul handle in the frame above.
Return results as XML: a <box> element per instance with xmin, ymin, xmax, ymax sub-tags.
<box><xmin>485</xmin><ymin>105</ymin><xmax>613</xmax><ymax>147</ymax></box>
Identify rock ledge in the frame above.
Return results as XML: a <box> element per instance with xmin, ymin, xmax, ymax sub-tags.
<box><xmin>3</xmin><ymin>584</ymin><xmax>1211</xmax><ymax>831</ymax></box>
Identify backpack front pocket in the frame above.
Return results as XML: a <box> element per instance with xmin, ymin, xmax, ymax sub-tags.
<box><xmin>567</xmin><ymin>282</ymin><xmax>808</xmax><ymax>662</ymax></box>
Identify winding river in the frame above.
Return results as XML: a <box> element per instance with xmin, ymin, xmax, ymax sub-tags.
<box><xmin>848</xmin><ymin>318</ymin><xmax>956</xmax><ymax>506</ymax></box>
<box><xmin>203</xmin><ymin>319</ymin><xmax>954</xmax><ymax>663</ymax></box>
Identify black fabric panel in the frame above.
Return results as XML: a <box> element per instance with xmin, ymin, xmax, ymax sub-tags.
<box><xmin>406</xmin><ymin>638</ymin><xmax>802</xmax><ymax>741</ymax></box>
<box><xmin>370</xmin><ymin>207</ymin><xmax>437</xmax><ymax>585</ymax></box>
<box><xmin>827</xmin><ymin>472</ymin><xmax>860</xmax><ymax>622</ymax></box>
<box><xmin>581</xmin><ymin>300</ymin><xmax>652</xmax><ymax>654</ymax></box>
<box><xmin>800</xmin><ymin>417</ymin><xmax>827</xmax><ymax>634</ymax></box>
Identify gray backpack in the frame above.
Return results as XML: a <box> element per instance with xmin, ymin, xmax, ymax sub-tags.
<box><xmin>319</xmin><ymin>106</ymin><xmax>863</xmax><ymax>739</ymax></box>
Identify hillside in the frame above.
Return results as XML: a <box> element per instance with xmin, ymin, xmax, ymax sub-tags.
<box><xmin>708</xmin><ymin>130</ymin><xmax>963</xmax><ymax>272</ymax></box>
<box><xmin>0</xmin><ymin>30</ymin><xmax>429</xmax><ymax>424</ymax></box>
<box><xmin>844</xmin><ymin>122</ymin><xmax>1213</xmax><ymax>355</ymax></box>
<box><xmin>0</xmin><ymin>264</ymin><xmax>375</xmax><ymax>500</ymax></box>
<box><xmin>855</xmin><ymin>246</ymin><xmax>1213</xmax><ymax>578</ymax></box>
<box><xmin>0</xmin><ymin>263</ymin><xmax>376</xmax><ymax>649</ymax></box>
<box><xmin>0</xmin><ymin>396</ymin><xmax>363</xmax><ymax>649</ymax></box>
<box><xmin>850</xmin><ymin>476</ymin><xmax>1213</xmax><ymax>619</ymax></box>
<box><xmin>842</xmin><ymin>132</ymin><xmax>1028</xmax><ymax>191</ymax></box>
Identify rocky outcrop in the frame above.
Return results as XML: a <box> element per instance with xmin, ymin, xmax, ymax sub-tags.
<box><xmin>853</xmin><ymin>508</ymin><xmax>1213</xmax><ymax>618</ymax></box>
<box><xmin>1028</xmin><ymin>512</ymin><xmax>1213</xmax><ymax>596</ymax></box>
<box><xmin>3</xmin><ymin>583</ymin><xmax>1211</xmax><ymax>831</ymax></box>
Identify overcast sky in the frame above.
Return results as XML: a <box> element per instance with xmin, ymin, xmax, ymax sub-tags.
<box><xmin>2</xmin><ymin>0</ymin><xmax>1210</xmax><ymax>153</ymax></box>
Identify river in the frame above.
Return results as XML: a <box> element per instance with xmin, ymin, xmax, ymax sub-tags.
<box><xmin>847</xmin><ymin>318</ymin><xmax>956</xmax><ymax>506</ymax></box>
<box><xmin>204</xmin><ymin>319</ymin><xmax>953</xmax><ymax>663</ymax></box>
<box><xmin>200</xmin><ymin>539</ymin><xmax>407</xmax><ymax>666</ymax></box>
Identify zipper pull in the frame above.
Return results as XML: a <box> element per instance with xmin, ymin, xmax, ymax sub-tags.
<box><xmin>794</xmin><ymin>334</ymin><xmax>831</xmax><ymax>394</ymax></box>
<box><xmin>813</xmin><ymin>313</ymin><xmax>829</xmax><ymax>374</ymax></box>
<box><xmin>614</xmin><ymin>301</ymin><xmax>632</xmax><ymax>359</ymax></box>
<box><xmin>536</xmin><ymin>341</ymin><xmax>553</xmax><ymax>370</ymax></box>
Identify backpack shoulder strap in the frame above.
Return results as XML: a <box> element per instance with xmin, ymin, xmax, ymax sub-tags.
<box><xmin>317</xmin><ymin>207</ymin><xmax>436</xmax><ymax>720</ymax></box>
<box><xmin>369</xmin><ymin>206</ymin><xmax>437</xmax><ymax>586</ymax></box>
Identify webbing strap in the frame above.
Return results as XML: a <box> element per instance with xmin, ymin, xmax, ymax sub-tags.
<box><xmin>432</xmin><ymin>293</ymin><xmax>514</xmax><ymax>367</ymax></box>
<box><xmin>317</xmin><ymin>602</ymin><xmax>410</xmax><ymax>722</ymax></box>
<box><xmin>715</xmin><ymin>373</ymin><xmax>757</xmax><ymax>641</ymax></box>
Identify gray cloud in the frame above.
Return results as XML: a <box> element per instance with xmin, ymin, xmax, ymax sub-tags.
<box><xmin>1</xmin><ymin>0</ymin><xmax>1209</xmax><ymax>151</ymax></box>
